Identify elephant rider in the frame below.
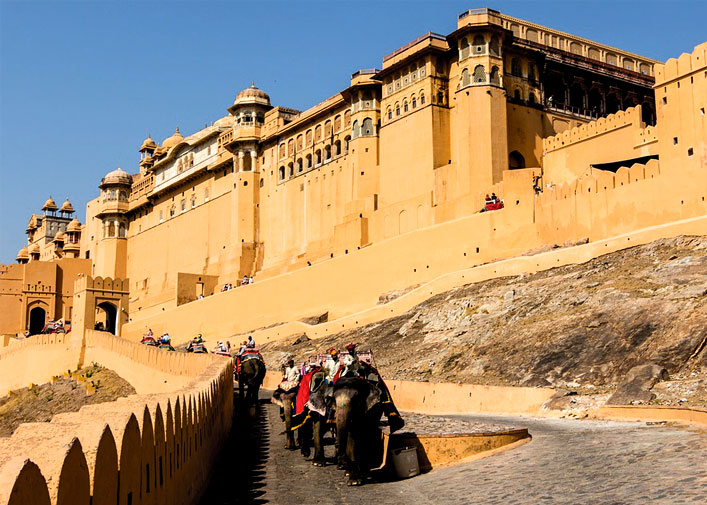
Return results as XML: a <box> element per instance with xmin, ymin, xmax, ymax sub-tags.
<box><xmin>187</xmin><ymin>334</ymin><xmax>204</xmax><ymax>352</ymax></box>
<box><xmin>247</xmin><ymin>335</ymin><xmax>256</xmax><ymax>349</ymax></box>
<box><xmin>279</xmin><ymin>359</ymin><xmax>301</xmax><ymax>392</ymax></box>
<box><xmin>324</xmin><ymin>348</ymin><xmax>340</xmax><ymax>383</ymax></box>
<box><xmin>216</xmin><ymin>341</ymin><xmax>228</xmax><ymax>353</ymax></box>
<box><xmin>341</xmin><ymin>343</ymin><xmax>360</xmax><ymax>378</ymax></box>
<box><xmin>159</xmin><ymin>333</ymin><xmax>171</xmax><ymax>345</ymax></box>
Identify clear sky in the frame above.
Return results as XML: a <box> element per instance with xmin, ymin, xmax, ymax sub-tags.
<box><xmin>1</xmin><ymin>0</ymin><xmax>705</xmax><ymax>263</ymax></box>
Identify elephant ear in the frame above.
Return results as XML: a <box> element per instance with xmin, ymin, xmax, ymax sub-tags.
<box><xmin>365</xmin><ymin>384</ymin><xmax>382</xmax><ymax>412</ymax></box>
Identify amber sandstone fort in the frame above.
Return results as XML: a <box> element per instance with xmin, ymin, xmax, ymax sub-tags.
<box><xmin>0</xmin><ymin>7</ymin><xmax>705</xmax><ymax>504</ymax></box>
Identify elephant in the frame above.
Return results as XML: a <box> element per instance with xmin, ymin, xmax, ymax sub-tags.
<box><xmin>272</xmin><ymin>369</ymin><xmax>330</xmax><ymax>465</ymax></box>
<box><xmin>239</xmin><ymin>356</ymin><xmax>266</xmax><ymax>405</ymax></box>
<box><xmin>333</xmin><ymin>377</ymin><xmax>386</xmax><ymax>486</ymax></box>
<box><xmin>271</xmin><ymin>387</ymin><xmax>300</xmax><ymax>450</ymax></box>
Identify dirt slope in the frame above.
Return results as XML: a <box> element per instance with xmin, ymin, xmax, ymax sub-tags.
<box><xmin>0</xmin><ymin>364</ymin><xmax>135</xmax><ymax>437</ymax></box>
<box><xmin>262</xmin><ymin>236</ymin><xmax>707</xmax><ymax>407</ymax></box>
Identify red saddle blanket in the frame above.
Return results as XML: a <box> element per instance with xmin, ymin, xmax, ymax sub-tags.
<box><xmin>294</xmin><ymin>369</ymin><xmax>315</xmax><ymax>416</ymax></box>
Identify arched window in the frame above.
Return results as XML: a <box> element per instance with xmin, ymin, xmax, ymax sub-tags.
<box><xmin>334</xmin><ymin>115</ymin><xmax>341</xmax><ymax>131</ymax></box>
<box><xmin>119</xmin><ymin>191</ymin><xmax>127</xmax><ymax>201</ymax></box>
<box><xmin>108</xmin><ymin>221</ymin><xmax>116</xmax><ymax>237</ymax></box>
<box><xmin>279</xmin><ymin>143</ymin><xmax>285</xmax><ymax>158</ymax></box>
<box><xmin>509</xmin><ymin>151</ymin><xmax>525</xmax><ymax>169</ymax></box>
<box><xmin>395</xmin><ymin>103</ymin><xmax>400</xmax><ymax>116</ymax></box>
<box><xmin>324</xmin><ymin>145</ymin><xmax>331</xmax><ymax>161</ymax></box>
<box><xmin>177</xmin><ymin>159</ymin><xmax>183</xmax><ymax>173</ymax></box>
<box><xmin>387</xmin><ymin>107</ymin><xmax>392</xmax><ymax>120</ymax></box>
<box><xmin>315</xmin><ymin>150</ymin><xmax>322</xmax><ymax>165</ymax></box>
<box><xmin>404</xmin><ymin>100</ymin><xmax>408</xmax><ymax>113</ymax></box>
<box><xmin>606</xmin><ymin>92</ymin><xmax>620</xmax><ymax>114</ymax></box>
<box><xmin>489</xmin><ymin>36</ymin><xmax>500</xmax><ymax>56</ymax></box>
<box><xmin>296</xmin><ymin>158</ymin><xmax>303</xmax><ymax>173</ymax></box>
<box><xmin>461</xmin><ymin>68</ymin><xmax>470</xmax><ymax>86</ymax></box>
<box><xmin>437</xmin><ymin>89</ymin><xmax>445</xmax><ymax>105</ymax></box>
<box><xmin>472</xmin><ymin>34</ymin><xmax>485</xmax><ymax>53</ymax></box>
<box><xmin>118</xmin><ymin>222</ymin><xmax>126</xmax><ymax>238</ymax></box>
<box><xmin>420</xmin><ymin>92</ymin><xmax>425</xmax><ymax>105</ymax></box>
<box><xmin>569</xmin><ymin>82</ymin><xmax>585</xmax><ymax>110</ymax></box>
<box><xmin>288</xmin><ymin>139</ymin><xmax>295</xmax><ymax>156</ymax></box>
<box><xmin>459</xmin><ymin>37</ymin><xmax>470</xmax><ymax>59</ymax></box>
<box><xmin>352</xmin><ymin>120</ymin><xmax>360</xmax><ymax>138</ymax></box>
<box><xmin>490</xmin><ymin>66</ymin><xmax>500</xmax><ymax>85</ymax></box>
<box><xmin>278</xmin><ymin>166</ymin><xmax>285</xmax><ymax>181</ymax></box>
<box><xmin>306</xmin><ymin>154</ymin><xmax>312</xmax><ymax>168</ymax></box>
<box><xmin>412</xmin><ymin>96</ymin><xmax>417</xmax><ymax>109</ymax></box>
<box><xmin>324</xmin><ymin>120</ymin><xmax>332</xmax><ymax>137</ymax></box>
<box><xmin>314</xmin><ymin>125</ymin><xmax>322</xmax><ymax>142</ymax></box>
<box><xmin>511</xmin><ymin>58</ymin><xmax>522</xmax><ymax>77</ymax></box>
<box><xmin>110</xmin><ymin>189</ymin><xmax>117</xmax><ymax>200</ymax></box>
<box><xmin>191</xmin><ymin>195</ymin><xmax>196</xmax><ymax>208</ymax></box>
<box><xmin>334</xmin><ymin>140</ymin><xmax>341</xmax><ymax>156</ymax></box>
<box><xmin>362</xmin><ymin>118</ymin><xmax>374</xmax><ymax>136</ymax></box>
<box><xmin>181</xmin><ymin>199</ymin><xmax>186</xmax><ymax>212</ymax></box>
<box><xmin>169</xmin><ymin>206</ymin><xmax>175</xmax><ymax>218</ymax></box>
<box><xmin>588</xmin><ymin>87</ymin><xmax>603</xmax><ymax>115</ymax></box>
<box><xmin>473</xmin><ymin>65</ymin><xmax>486</xmax><ymax>83</ymax></box>
<box><xmin>306</xmin><ymin>129</ymin><xmax>312</xmax><ymax>146</ymax></box>
<box><xmin>288</xmin><ymin>162</ymin><xmax>294</xmax><ymax>177</ymax></box>
<box><xmin>344</xmin><ymin>136</ymin><xmax>350</xmax><ymax>154</ymax></box>
<box><xmin>514</xmin><ymin>88</ymin><xmax>522</xmax><ymax>101</ymax></box>
<box><xmin>344</xmin><ymin>110</ymin><xmax>351</xmax><ymax>127</ymax></box>
<box><xmin>296</xmin><ymin>134</ymin><xmax>303</xmax><ymax>150</ymax></box>
<box><xmin>528</xmin><ymin>92</ymin><xmax>537</xmax><ymax>104</ymax></box>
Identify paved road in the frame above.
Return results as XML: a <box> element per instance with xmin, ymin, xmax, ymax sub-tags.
<box><xmin>201</xmin><ymin>394</ymin><xmax>707</xmax><ymax>505</ymax></box>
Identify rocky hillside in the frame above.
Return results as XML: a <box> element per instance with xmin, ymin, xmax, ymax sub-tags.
<box><xmin>261</xmin><ymin>236</ymin><xmax>707</xmax><ymax>407</ymax></box>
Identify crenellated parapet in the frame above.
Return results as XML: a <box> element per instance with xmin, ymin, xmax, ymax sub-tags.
<box><xmin>654</xmin><ymin>42</ymin><xmax>707</xmax><ymax>85</ymax></box>
<box><xmin>543</xmin><ymin>105</ymin><xmax>646</xmax><ymax>153</ymax></box>
<box><xmin>539</xmin><ymin>158</ymin><xmax>661</xmax><ymax>203</ymax></box>
<box><xmin>0</xmin><ymin>329</ymin><xmax>234</xmax><ymax>505</ymax></box>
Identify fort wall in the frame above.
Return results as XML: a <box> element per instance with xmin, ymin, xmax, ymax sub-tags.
<box><xmin>0</xmin><ymin>330</ymin><xmax>234</xmax><ymax>505</ymax></box>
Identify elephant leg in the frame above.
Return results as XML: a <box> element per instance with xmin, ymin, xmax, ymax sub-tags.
<box><xmin>346</xmin><ymin>429</ymin><xmax>364</xmax><ymax>486</ymax></box>
<box><xmin>336</xmin><ymin>414</ymin><xmax>349</xmax><ymax>470</ymax></box>
<box><xmin>284</xmin><ymin>404</ymin><xmax>297</xmax><ymax>450</ymax></box>
<box><xmin>299</xmin><ymin>419</ymin><xmax>312</xmax><ymax>458</ymax></box>
<box><xmin>312</xmin><ymin>414</ymin><xmax>326</xmax><ymax>466</ymax></box>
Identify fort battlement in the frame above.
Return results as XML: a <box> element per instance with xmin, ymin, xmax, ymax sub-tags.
<box><xmin>73</xmin><ymin>275</ymin><xmax>129</xmax><ymax>294</ymax></box>
<box><xmin>543</xmin><ymin>106</ymin><xmax>646</xmax><ymax>152</ymax></box>
<box><xmin>654</xmin><ymin>42</ymin><xmax>707</xmax><ymax>85</ymax></box>
<box><xmin>0</xmin><ymin>329</ymin><xmax>233</xmax><ymax>505</ymax></box>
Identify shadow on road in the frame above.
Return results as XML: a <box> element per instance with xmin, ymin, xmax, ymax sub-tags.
<box><xmin>199</xmin><ymin>393</ymin><xmax>271</xmax><ymax>504</ymax></box>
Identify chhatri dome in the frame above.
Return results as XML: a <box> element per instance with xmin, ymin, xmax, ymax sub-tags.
<box><xmin>232</xmin><ymin>82</ymin><xmax>271</xmax><ymax>108</ymax></box>
<box><xmin>139</xmin><ymin>135</ymin><xmax>157</xmax><ymax>151</ymax></box>
<box><xmin>42</xmin><ymin>196</ymin><xmax>58</xmax><ymax>212</ymax></box>
<box><xmin>102</xmin><ymin>166</ymin><xmax>132</xmax><ymax>186</ymax></box>
<box><xmin>59</xmin><ymin>198</ymin><xmax>75</xmax><ymax>214</ymax></box>
<box><xmin>162</xmin><ymin>128</ymin><xmax>184</xmax><ymax>149</ymax></box>
<box><xmin>16</xmin><ymin>247</ymin><xmax>29</xmax><ymax>261</ymax></box>
<box><xmin>67</xmin><ymin>218</ymin><xmax>82</xmax><ymax>232</ymax></box>
<box><xmin>54</xmin><ymin>231</ymin><xmax>65</xmax><ymax>242</ymax></box>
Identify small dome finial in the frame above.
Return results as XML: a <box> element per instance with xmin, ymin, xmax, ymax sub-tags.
<box><xmin>251</xmin><ymin>81</ymin><xmax>255</xmax><ymax>87</ymax></box>
<box><xmin>175</xmin><ymin>127</ymin><xmax>180</xmax><ymax>134</ymax></box>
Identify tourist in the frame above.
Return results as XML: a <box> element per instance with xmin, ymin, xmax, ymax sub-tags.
<box><xmin>324</xmin><ymin>348</ymin><xmax>340</xmax><ymax>383</ymax></box>
<box><xmin>247</xmin><ymin>335</ymin><xmax>255</xmax><ymax>349</ymax></box>
<box><xmin>342</xmin><ymin>343</ymin><xmax>360</xmax><ymax>377</ymax></box>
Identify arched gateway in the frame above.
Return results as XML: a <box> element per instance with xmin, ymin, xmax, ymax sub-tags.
<box><xmin>71</xmin><ymin>275</ymin><xmax>129</xmax><ymax>337</ymax></box>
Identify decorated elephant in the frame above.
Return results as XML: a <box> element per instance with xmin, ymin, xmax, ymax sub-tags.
<box><xmin>333</xmin><ymin>376</ymin><xmax>386</xmax><ymax>486</ymax></box>
<box><xmin>239</xmin><ymin>355</ymin><xmax>266</xmax><ymax>405</ymax></box>
<box><xmin>271</xmin><ymin>386</ymin><xmax>301</xmax><ymax>450</ymax></box>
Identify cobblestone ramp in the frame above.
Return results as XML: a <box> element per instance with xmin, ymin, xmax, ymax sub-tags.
<box><xmin>213</xmin><ymin>393</ymin><xmax>707</xmax><ymax>505</ymax></box>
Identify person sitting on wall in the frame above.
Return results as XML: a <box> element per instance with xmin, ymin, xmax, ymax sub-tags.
<box><xmin>242</xmin><ymin>275</ymin><xmax>249</xmax><ymax>286</ymax></box>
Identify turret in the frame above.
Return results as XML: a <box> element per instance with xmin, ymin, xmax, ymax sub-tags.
<box><xmin>95</xmin><ymin>166</ymin><xmax>131</xmax><ymax>278</ymax></box>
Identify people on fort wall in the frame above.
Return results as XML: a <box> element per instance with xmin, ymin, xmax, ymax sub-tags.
<box><xmin>481</xmin><ymin>192</ymin><xmax>504</xmax><ymax>212</ymax></box>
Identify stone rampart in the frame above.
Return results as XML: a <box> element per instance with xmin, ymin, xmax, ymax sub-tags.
<box><xmin>0</xmin><ymin>330</ymin><xmax>234</xmax><ymax>505</ymax></box>
<box><xmin>543</xmin><ymin>106</ymin><xmax>645</xmax><ymax>153</ymax></box>
<box><xmin>654</xmin><ymin>42</ymin><xmax>706</xmax><ymax>85</ymax></box>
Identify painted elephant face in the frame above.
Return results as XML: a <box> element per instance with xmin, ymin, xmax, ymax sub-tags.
<box><xmin>364</xmin><ymin>383</ymin><xmax>381</xmax><ymax>412</ymax></box>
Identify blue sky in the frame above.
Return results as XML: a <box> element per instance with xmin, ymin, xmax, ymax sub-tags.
<box><xmin>1</xmin><ymin>0</ymin><xmax>705</xmax><ymax>263</ymax></box>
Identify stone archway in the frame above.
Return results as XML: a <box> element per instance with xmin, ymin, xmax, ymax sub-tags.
<box><xmin>96</xmin><ymin>301</ymin><xmax>118</xmax><ymax>334</ymax></box>
<box><xmin>29</xmin><ymin>306</ymin><xmax>46</xmax><ymax>335</ymax></box>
